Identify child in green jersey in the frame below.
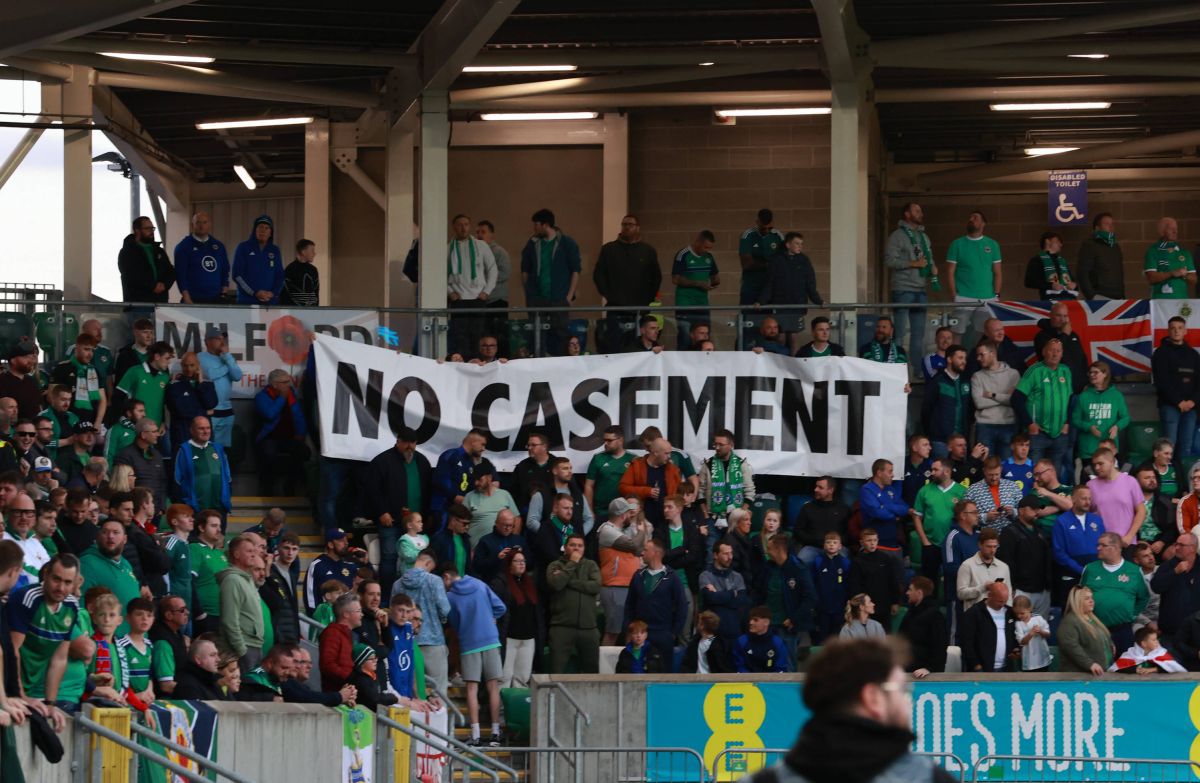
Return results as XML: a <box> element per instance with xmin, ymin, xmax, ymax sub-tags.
<box><xmin>87</xmin><ymin>593</ymin><xmax>128</xmax><ymax>706</ymax></box>
<box><xmin>120</xmin><ymin>597</ymin><xmax>157</xmax><ymax>706</ymax></box>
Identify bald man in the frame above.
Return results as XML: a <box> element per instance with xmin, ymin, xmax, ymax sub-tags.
<box><xmin>174</xmin><ymin>211</ymin><xmax>231</xmax><ymax>304</ymax></box>
<box><xmin>1145</xmin><ymin>216</ymin><xmax>1195</xmax><ymax>300</ymax></box>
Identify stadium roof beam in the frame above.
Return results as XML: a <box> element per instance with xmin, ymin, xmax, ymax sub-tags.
<box><xmin>471</xmin><ymin>45</ymin><xmax>819</xmax><ymax>68</ymax></box>
<box><xmin>876</xmin><ymin>52</ymin><xmax>1200</xmax><ymax>79</ymax></box>
<box><xmin>46</xmin><ymin>37</ymin><xmax>414</xmax><ymax>68</ymax></box>
<box><xmin>0</xmin><ymin>0</ymin><xmax>198</xmax><ymax>60</ymax></box>
<box><xmin>917</xmin><ymin>129</ymin><xmax>1200</xmax><ymax>189</ymax></box>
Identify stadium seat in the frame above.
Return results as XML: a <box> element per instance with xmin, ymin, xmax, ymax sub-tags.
<box><xmin>508</xmin><ymin>319</ymin><xmax>531</xmax><ymax>355</ymax></box>
<box><xmin>33</xmin><ymin>311</ymin><xmax>79</xmax><ymax>358</ymax></box>
<box><xmin>567</xmin><ymin>319</ymin><xmax>589</xmax><ymax>354</ymax></box>
<box><xmin>500</xmin><ymin>688</ymin><xmax>531</xmax><ymax>743</ymax></box>
<box><xmin>0</xmin><ymin>311</ymin><xmax>34</xmax><ymax>360</ymax></box>
<box><xmin>1125</xmin><ymin>421</ymin><xmax>1162</xmax><ymax>467</ymax></box>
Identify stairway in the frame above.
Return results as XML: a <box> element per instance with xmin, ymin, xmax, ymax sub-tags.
<box><xmin>444</xmin><ymin>684</ymin><xmax>528</xmax><ymax>781</ymax></box>
<box><xmin>227</xmin><ymin>495</ymin><xmax>323</xmax><ymax>581</ymax></box>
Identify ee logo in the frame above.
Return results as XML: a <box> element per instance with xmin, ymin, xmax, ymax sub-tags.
<box><xmin>703</xmin><ymin>684</ymin><xmax>768</xmax><ymax>781</ymax></box>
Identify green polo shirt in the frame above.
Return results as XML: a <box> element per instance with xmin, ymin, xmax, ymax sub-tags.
<box><xmin>738</xmin><ymin>227</ymin><xmax>784</xmax><ymax>294</ymax></box>
<box><xmin>946</xmin><ymin>235</ymin><xmax>1003</xmax><ymax>298</ymax></box>
<box><xmin>189</xmin><ymin>441</ymin><xmax>225</xmax><ymax>511</ymax></box>
<box><xmin>1015</xmin><ymin>361</ymin><xmax>1074</xmax><ymax>434</ymax></box>
<box><xmin>190</xmin><ymin>541</ymin><xmax>229</xmax><ymax>617</ymax></box>
<box><xmin>116</xmin><ymin>363</ymin><xmax>169</xmax><ymax>424</ymax></box>
<box><xmin>1144</xmin><ymin>242</ymin><xmax>1195</xmax><ymax>299</ymax></box>
<box><xmin>586</xmin><ymin>451</ymin><xmax>635</xmax><ymax>515</ymax></box>
<box><xmin>912</xmin><ymin>481</ymin><xmax>966</xmax><ymax>546</ymax></box>
<box><xmin>672</xmin><ymin>248</ymin><xmax>719</xmax><ymax>307</ymax></box>
<box><xmin>79</xmin><ymin>548</ymin><xmax>141</xmax><ymax>636</ymax></box>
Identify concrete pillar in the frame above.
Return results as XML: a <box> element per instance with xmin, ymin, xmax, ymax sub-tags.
<box><xmin>62</xmin><ymin>66</ymin><xmax>94</xmax><ymax>301</ymax></box>
<box><xmin>418</xmin><ymin>92</ymin><xmax>449</xmax><ymax>357</ymax></box>
<box><xmin>385</xmin><ymin>123</ymin><xmax>415</xmax><ymax>310</ymax></box>
<box><xmin>304</xmin><ymin>119</ymin><xmax>332</xmax><ymax>305</ymax></box>
<box><xmin>829</xmin><ymin>82</ymin><xmax>871</xmax><ymax>346</ymax></box>
<box><xmin>601</xmin><ymin>113</ymin><xmax>629</xmax><ymax>256</ymax></box>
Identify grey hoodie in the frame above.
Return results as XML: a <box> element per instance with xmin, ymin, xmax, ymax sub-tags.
<box><xmin>970</xmin><ymin>361</ymin><xmax>1019</xmax><ymax>425</ymax></box>
<box><xmin>392</xmin><ymin>567</ymin><xmax>451</xmax><ymax>646</ymax></box>
<box><xmin>884</xmin><ymin>221</ymin><xmax>933</xmax><ymax>293</ymax></box>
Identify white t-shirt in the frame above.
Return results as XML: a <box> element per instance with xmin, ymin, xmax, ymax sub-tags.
<box><xmin>1016</xmin><ymin>615</ymin><xmax>1051</xmax><ymax>670</ymax></box>
<box><xmin>697</xmin><ymin>637</ymin><xmax>713</xmax><ymax>674</ymax></box>
<box><xmin>988</xmin><ymin>605</ymin><xmax>1008</xmax><ymax>671</ymax></box>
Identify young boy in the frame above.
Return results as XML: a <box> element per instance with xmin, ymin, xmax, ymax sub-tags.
<box><xmin>163</xmin><ymin>504</ymin><xmax>194</xmax><ymax>626</ymax></box>
<box><xmin>1001</xmin><ymin>434</ymin><xmax>1035</xmax><ymax>495</ymax></box>
<box><xmin>38</xmin><ymin>385</ymin><xmax>79</xmax><ymax>461</ymax></box>
<box><xmin>732</xmin><ymin>606</ymin><xmax>790</xmax><ymax>673</ymax></box>
<box><xmin>680</xmin><ymin>610</ymin><xmax>732</xmax><ymax>673</ymax></box>
<box><xmin>398</xmin><ymin>512</ymin><xmax>429</xmax><ymax>576</ymax></box>
<box><xmin>1111</xmin><ymin>624</ymin><xmax>1186</xmax><ymax>674</ymax></box>
<box><xmin>119</xmin><ymin>596</ymin><xmax>157</xmax><ymax>706</ymax></box>
<box><xmin>811</xmin><ymin>532</ymin><xmax>852</xmax><ymax>643</ymax></box>
<box><xmin>1013</xmin><ymin>594</ymin><xmax>1052</xmax><ymax>672</ymax></box>
<box><xmin>616</xmin><ymin>619</ymin><xmax>665</xmax><ymax>674</ymax></box>
<box><xmin>1151</xmin><ymin>439</ymin><xmax>1178</xmax><ymax>499</ymax></box>
<box><xmin>311</xmin><ymin>580</ymin><xmax>349</xmax><ymax>641</ymax></box>
<box><xmin>349</xmin><ymin>643</ymin><xmax>399</xmax><ymax>712</ymax></box>
<box><xmin>87</xmin><ymin>592</ymin><xmax>129</xmax><ymax>706</ymax></box>
<box><xmin>34</xmin><ymin>500</ymin><xmax>59</xmax><ymax>556</ymax></box>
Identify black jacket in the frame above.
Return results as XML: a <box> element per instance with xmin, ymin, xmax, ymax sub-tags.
<box><xmin>53</xmin><ymin>517</ymin><xmax>97</xmax><ymax>556</ymax></box>
<box><xmin>777</xmin><ymin>714</ymin><xmax>957</xmax><ymax>783</ymax></box>
<box><xmin>758</xmin><ymin>250</ymin><xmax>823</xmax><ymax>308</ymax></box>
<box><xmin>593</xmin><ymin>239</ymin><xmax>660</xmax><ymax>307</ymax></box>
<box><xmin>753</xmin><ymin>556</ymin><xmax>817</xmax><ymax>633</ymax></box>
<box><xmin>723</xmin><ymin>529</ymin><xmax>756</xmax><ymax>588</ymax></box>
<box><xmin>1151</xmin><ymin>557</ymin><xmax>1200</xmax><ymax>636</ymax></box>
<box><xmin>615</xmin><ymin>644</ymin><xmax>666</xmax><ymax>673</ymax></box>
<box><xmin>1169</xmin><ymin>610</ymin><xmax>1200</xmax><ymax>672</ymax></box>
<box><xmin>1152</xmin><ymin>337</ymin><xmax>1200</xmax><ymax>408</ymax></box>
<box><xmin>959</xmin><ymin>601</ymin><xmax>1018</xmax><ymax>672</ymax></box>
<box><xmin>362</xmin><ymin>447</ymin><xmax>433</xmax><ymax>522</ymax></box>
<box><xmin>898</xmin><ymin>597</ymin><xmax>948</xmax><ymax>673</ymax></box>
<box><xmin>281</xmin><ymin>678</ymin><xmax>344</xmax><ymax>706</ymax></box>
<box><xmin>115</xmin><ymin>445</ymin><xmax>168</xmax><ymax>516</ymax></box>
<box><xmin>848</xmin><ymin>550</ymin><xmax>904</xmax><ymax>628</ymax></box>
<box><xmin>997</xmin><ymin>521</ymin><xmax>1051</xmax><ymax>594</ymax></box>
<box><xmin>655</xmin><ymin>522</ymin><xmax>705</xmax><ymax>592</ymax></box>
<box><xmin>118</xmin><ymin>233</ymin><xmax>176</xmax><ymax>303</ymax></box>
<box><xmin>510</xmin><ymin>455</ymin><xmax>556</xmax><ymax>512</ymax></box>
<box><xmin>1034</xmin><ymin>322</ymin><xmax>1088</xmax><ymax>394</ymax></box>
<box><xmin>793</xmin><ymin>499</ymin><xmax>850</xmax><ymax>550</ymax></box>
<box><xmin>679</xmin><ymin>634</ymin><xmax>735</xmax><ymax>674</ymax></box>
<box><xmin>261</xmin><ymin>566</ymin><xmax>300</xmax><ymax>645</ymax></box>
<box><xmin>172</xmin><ymin>661</ymin><xmax>228</xmax><ymax>700</ymax></box>
<box><xmin>165</xmin><ymin>377</ymin><xmax>219</xmax><ymax>449</ymax></box>
<box><xmin>123</xmin><ymin>520</ymin><xmax>170</xmax><ymax>597</ymax></box>
<box><xmin>430</xmin><ymin>527</ymin><xmax>473</xmax><ymax>575</ymax></box>
<box><xmin>348</xmin><ymin>669</ymin><xmax>398</xmax><ymax>712</ymax></box>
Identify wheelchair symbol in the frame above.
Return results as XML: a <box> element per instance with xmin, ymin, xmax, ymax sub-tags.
<box><xmin>1055</xmin><ymin>193</ymin><xmax>1084</xmax><ymax>223</ymax></box>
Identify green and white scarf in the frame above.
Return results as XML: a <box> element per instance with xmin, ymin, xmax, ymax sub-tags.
<box><xmin>900</xmin><ymin>222</ymin><xmax>934</xmax><ymax>278</ymax></box>
<box><xmin>862</xmin><ymin>340</ymin><xmax>904</xmax><ymax>364</ymax></box>
<box><xmin>70</xmin><ymin>357</ymin><xmax>100</xmax><ymax>409</ymax></box>
<box><xmin>708</xmin><ymin>454</ymin><xmax>746</xmax><ymax>514</ymax></box>
<box><xmin>1039</xmin><ymin>252</ymin><xmax>1074</xmax><ymax>288</ymax></box>
<box><xmin>448</xmin><ymin>239</ymin><xmax>478</xmax><ymax>279</ymax></box>
<box><xmin>1094</xmin><ymin>230</ymin><xmax>1115</xmax><ymax>247</ymax></box>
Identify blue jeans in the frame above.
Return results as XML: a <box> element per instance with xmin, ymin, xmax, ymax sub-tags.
<box><xmin>1030</xmin><ymin>431</ymin><xmax>1072</xmax><ymax>485</ymax></box>
<box><xmin>975</xmin><ymin>424</ymin><xmax>1015</xmax><ymax>461</ymax></box>
<box><xmin>211</xmin><ymin>412</ymin><xmax>234</xmax><ymax>448</ymax></box>
<box><xmin>376</xmin><ymin>522</ymin><xmax>399</xmax><ymax>595</ymax></box>
<box><xmin>892</xmin><ymin>290</ymin><xmax>927</xmax><ymax>370</ymax></box>
<box><xmin>1161</xmin><ymin>404</ymin><xmax>1197</xmax><ymax>466</ymax></box>
<box><xmin>318</xmin><ymin>456</ymin><xmax>353</xmax><ymax>533</ymax></box>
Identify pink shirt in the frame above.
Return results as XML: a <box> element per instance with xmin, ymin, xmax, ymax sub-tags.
<box><xmin>1087</xmin><ymin>473</ymin><xmax>1143</xmax><ymax>537</ymax></box>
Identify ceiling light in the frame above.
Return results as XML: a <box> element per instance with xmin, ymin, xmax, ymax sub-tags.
<box><xmin>101</xmin><ymin>51</ymin><xmax>215</xmax><ymax>64</ymax></box>
<box><xmin>479</xmin><ymin>112</ymin><xmax>599</xmax><ymax>121</ymax></box>
<box><xmin>1067</xmin><ymin>53</ymin><xmax>1109</xmax><ymax>59</ymax></box>
<box><xmin>196</xmin><ymin>116</ymin><xmax>314</xmax><ymax>130</ymax></box>
<box><xmin>715</xmin><ymin>107</ymin><xmax>832</xmax><ymax>117</ymax></box>
<box><xmin>462</xmin><ymin>65</ymin><xmax>577</xmax><ymax>73</ymax></box>
<box><xmin>1025</xmin><ymin>146</ymin><xmax>1080</xmax><ymax>157</ymax></box>
<box><xmin>699</xmin><ymin>62</ymin><xmax>715</xmax><ymax>66</ymax></box>
<box><xmin>233</xmin><ymin>164</ymin><xmax>257</xmax><ymax>190</ymax></box>
<box><xmin>990</xmin><ymin>102</ymin><xmax>1110</xmax><ymax>111</ymax></box>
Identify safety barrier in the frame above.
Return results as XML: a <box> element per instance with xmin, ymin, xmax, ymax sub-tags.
<box><xmin>709</xmin><ymin>747</ymin><xmax>968</xmax><ymax>782</ymax></box>
<box><xmin>478</xmin><ymin>745</ymin><xmax>708</xmax><ymax>783</ymax></box>
<box><xmin>970</xmin><ymin>754</ymin><xmax>1200</xmax><ymax>782</ymax></box>
<box><xmin>376</xmin><ymin>708</ymin><xmax>505</xmax><ymax>783</ymax></box>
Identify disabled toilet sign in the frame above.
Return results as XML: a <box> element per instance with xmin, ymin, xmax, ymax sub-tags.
<box><xmin>1049</xmin><ymin>169</ymin><xmax>1088</xmax><ymax>225</ymax></box>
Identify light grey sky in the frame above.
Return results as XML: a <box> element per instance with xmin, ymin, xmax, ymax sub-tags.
<box><xmin>0</xmin><ymin>79</ymin><xmax>164</xmax><ymax>301</ymax></box>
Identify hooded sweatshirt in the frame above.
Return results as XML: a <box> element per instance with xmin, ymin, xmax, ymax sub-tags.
<box><xmin>232</xmin><ymin>215</ymin><xmax>284</xmax><ymax>304</ymax></box>
<box><xmin>1152</xmin><ymin>335</ymin><xmax>1200</xmax><ymax>408</ymax></box>
<box><xmin>392</xmin><ymin>567</ymin><xmax>451</xmax><ymax>646</ymax></box>
<box><xmin>446</xmin><ymin>575</ymin><xmax>507</xmax><ymax>654</ymax></box>
<box><xmin>446</xmin><ymin>237</ymin><xmax>498</xmax><ymax>300</ymax></box>
<box><xmin>970</xmin><ymin>361</ymin><xmax>1019</xmax><ymax>425</ymax></box>
<box><xmin>217</xmin><ymin>566</ymin><xmax>265</xmax><ymax>656</ymax></box>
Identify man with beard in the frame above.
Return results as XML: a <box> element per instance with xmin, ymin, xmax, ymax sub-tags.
<box><xmin>945</xmin><ymin>210</ymin><xmax>1003</xmax><ymax>339</ymax></box>
<box><xmin>884</xmin><ymin>201</ymin><xmax>936</xmax><ymax>372</ymax></box>
<box><xmin>0</xmin><ymin>338</ymin><xmax>41</xmax><ymax>420</ymax></box>
<box><xmin>921</xmin><ymin>345</ymin><xmax>971</xmax><ymax>459</ymax></box>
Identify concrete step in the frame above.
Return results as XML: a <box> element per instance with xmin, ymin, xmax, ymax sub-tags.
<box><xmin>230</xmin><ymin>495</ymin><xmax>310</xmax><ymax>510</ymax></box>
<box><xmin>227</xmin><ymin>517</ymin><xmax>320</xmax><ymax>535</ymax></box>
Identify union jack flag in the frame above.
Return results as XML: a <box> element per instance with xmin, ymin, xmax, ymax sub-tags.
<box><xmin>985</xmin><ymin>299</ymin><xmax>1152</xmax><ymax>376</ymax></box>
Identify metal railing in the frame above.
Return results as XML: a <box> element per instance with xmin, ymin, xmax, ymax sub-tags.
<box><xmin>540</xmin><ymin>681</ymin><xmax>592</xmax><ymax>777</ymax></box>
<box><xmin>479</xmin><ymin>746</ymin><xmax>708</xmax><ymax>783</ymax></box>
<box><xmin>971</xmin><ymin>754</ymin><xmax>1200</xmax><ymax>782</ymax></box>
<box><xmin>430</xmin><ymin>681</ymin><xmax>466</xmax><ymax>728</ymax></box>
<box><xmin>385</xmin><ymin>707</ymin><xmax>520</xmax><ymax>783</ymax></box>
<box><xmin>74</xmin><ymin>712</ymin><xmax>240</xmax><ymax>783</ymax></box>
<box><xmin>710</xmin><ymin>747</ymin><xmax>967</xmax><ymax>782</ymax></box>
<box><xmin>376</xmin><ymin>709</ymin><xmax>500</xmax><ymax>783</ymax></box>
<box><xmin>127</xmin><ymin>718</ymin><xmax>257</xmax><ymax>783</ymax></box>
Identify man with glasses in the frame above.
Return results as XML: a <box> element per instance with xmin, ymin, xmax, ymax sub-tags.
<box><xmin>1152</xmin><ymin>533</ymin><xmax>1200</xmax><ymax>643</ymax></box>
<box><xmin>585</xmin><ymin>426</ymin><xmax>633</xmax><ymax>524</ymax></box>
<box><xmin>281</xmin><ymin>646</ymin><xmax>356</xmax><ymax>706</ymax></box>
<box><xmin>1081</xmin><ymin>532</ymin><xmax>1148</xmax><ymax>653</ymax></box>
<box><xmin>470</xmin><ymin>335</ymin><xmax>506</xmax><ymax>365</ymax></box>
<box><xmin>942</xmin><ymin>500</ymin><xmax>980</xmax><ymax>644</ymax></box>
<box><xmin>1030</xmin><ymin>457</ymin><xmax>1072</xmax><ymax>532</ymax></box>
<box><xmin>149</xmin><ymin>595</ymin><xmax>190</xmax><ymax>695</ymax></box>
<box><xmin>11</xmin><ymin>420</ymin><xmax>41</xmax><ymax>471</ymax></box>
<box><xmin>510</xmin><ymin>429</ymin><xmax>555</xmax><ymax>515</ymax></box>
<box><xmin>2</xmin><ymin>492</ymin><xmax>49</xmax><ymax>579</ymax></box>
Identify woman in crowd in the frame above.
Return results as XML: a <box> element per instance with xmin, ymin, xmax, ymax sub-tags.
<box><xmin>1071</xmin><ymin>361</ymin><xmax>1129</xmax><ymax>478</ymax></box>
<box><xmin>490</xmin><ymin>550</ymin><xmax>542</xmax><ymax>689</ymax></box>
<box><xmin>108</xmin><ymin>463</ymin><xmax>136</xmax><ymax>493</ymax></box>
<box><xmin>1057</xmin><ymin>586</ymin><xmax>1115</xmax><ymax>675</ymax></box>
<box><xmin>840</xmin><ymin>593</ymin><xmax>886</xmax><ymax>640</ymax></box>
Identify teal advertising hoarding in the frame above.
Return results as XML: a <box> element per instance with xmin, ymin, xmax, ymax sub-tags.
<box><xmin>646</xmin><ymin>680</ymin><xmax>1200</xmax><ymax>780</ymax></box>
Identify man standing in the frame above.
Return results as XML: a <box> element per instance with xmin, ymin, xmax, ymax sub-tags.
<box><xmin>165</xmin><ymin>352</ymin><xmax>217</xmax><ymax>451</ymax></box>
<box><xmin>624</xmin><ymin>538</ymin><xmax>688</xmax><ymax>668</ymax></box>
<box><xmin>432</xmin><ymin>429</ymin><xmax>487</xmax><ymax>524</ymax></box>
<box><xmin>281</xmin><ymin>239</ymin><xmax>320</xmax><ymax>306</ymax></box>
<box><xmin>112</xmin><ymin>318</ymin><xmax>155</xmax><ymax>393</ymax></box>
<box><xmin>795</xmin><ymin>316</ymin><xmax>846</xmax><ymax>358</ymax></box>
<box><xmin>971</xmin><ymin>341</ymin><xmax>1019</xmax><ymax>458</ymax></box>
<box><xmin>115</xmin><ymin>419</ymin><xmax>168</xmax><ymax>511</ymax></box>
<box><xmin>998</xmin><ymin>496</ymin><xmax>1052</xmax><ymax>620</ymax></box>
<box><xmin>392</xmin><ymin>551</ymin><xmax>451</xmax><ymax>693</ymax></box>
<box><xmin>79</xmin><ymin>519</ymin><xmax>141</xmax><ymax>630</ymax></box>
<box><xmin>885</xmin><ymin>202</ymin><xmax>937</xmax><ymax>371</ymax></box>
<box><xmin>1087</xmin><ymin>449</ymin><xmax>1146</xmax><ymax>545</ymax></box>
<box><xmin>174</xmin><ymin>416</ymin><xmax>232</xmax><ymax>521</ymax></box>
<box><xmin>849</xmin><ymin>528</ymin><xmax>904</xmax><ymax>629</ymax></box>
<box><xmin>1077</xmin><ymin>212</ymin><xmax>1125</xmax><ymax>300</ymax></box>
<box><xmin>1153</xmin><ymin>316</ymin><xmax>1200</xmax><ymax>469</ymax></box>
<box><xmin>757</xmin><ymin>232</ymin><xmax>823</xmax><ymax>355</ymax></box>
<box><xmin>364</xmin><ymin>427</ymin><xmax>432</xmax><ymax>587</ymax></box>
<box><xmin>318</xmin><ymin>593</ymin><xmax>362</xmax><ymax>691</ymax></box>
<box><xmin>50</xmin><ymin>333</ymin><xmax>107</xmax><ymax>425</ymax></box>
<box><xmin>671</xmin><ymin>231</ymin><xmax>719</xmax><ymax>350</ymax></box>
<box><xmin>858</xmin><ymin>459</ymin><xmax>911</xmax><ymax>553</ymax></box>
<box><xmin>584</xmin><ymin>425</ymin><xmax>634</xmax><ymax>523</ymax></box>
<box><xmin>1081</xmin><ymin>532</ymin><xmax>1148</xmax><ymax>652</ymax></box>
<box><xmin>964</xmin><ymin>318</ymin><xmax>1027</xmax><ymax>378</ymax></box>
<box><xmin>956</xmin><ymin>528</ymin><xmax>1011</xmax><ymax>611</ymax></box>
<box><xmin>8</xmin><ymin>553</ymin><xmax>85</xmax><ymax>710</ymax></box>
<box><xmin>943</xmin><ymin>500</ymin><xmax>980</xmax><ymax>642</ymax></box>
<box><xmin>198</xmin><ymin>327</ymin><xmax>242</xmax><ymax>449</ymax></box>
<box><xmin>475</xmin><ymin>220</ymin><xmax>512</xmax><ymax>353</ymax></box>
<box><xmin>510</xmin><ymin>429</ymin><xmax>555</xmax><ymax>514</ymax></box>
<box><xmin>1144</xmin><ymin>216</ymin><xmax>1195</xmax><ymax>299</ymax></box>
<box><xmin>232</xmin><ymin>215</ymin><xmax>284</xmax><ymax>304</ymax></box>
<box><xmin>189</xmin><ymin>510</ymin><xmax>228</xmax><ymax>636</ymax></box>
<box><xmin>911</xmin><ymin>458</ymin><xmax>965</xmax><ymax>583</ymax></box>
<box><xmin>699</xmin><ymin>541</ymin><xmax>750</xmax><ymax>643</ymax></box>
<box><xmin>959</xmin><ymin>581</ymin><xmax>1018</xmax><ymax>673</ymax></box>
<box><xmin>446</xmin><ymin>214</ymin><xmax>498</xmax><ymax>359</ymax></box>
<box><xmin>444</xmin><ymin>565</ymin><xmax>507</xmax><ymax>747</ymax></box>
<box><xmin>254</xmin><ymin>369</ymin><xmax>310</xmax><ymax>496</ymax></box>
<box><xmin>0</xmin><ymin>338</ymin><xmax>41</xmax><ymax>421</ymax></box>
<box><xmin>619</xmin><ymin>438</ymin><xmax>683</xmax><ymax>532</ymax></box>
<box><xmin>759</xmin><ymin>534</ymin><xmax>816</xmax><ymax>668</ymax></box>
<box><xmin>1052</xmin><ymin>486</ymin><xmax>1105</xmax><ymax>597</ymax></box>
<box><xmin>1151</xmin><ymin>534</ymin><xmax>1200</xmax><ymax>641</ymax></box>
<box><xmin>699</xmin><ymin>429</ymin><xmax>755</xmax><ymax>555</ymax></box>
<box><xmin>738</xmin><ymin>209</ymin><xmax>784</xmax><ymax>345</ymax></box>
<box><xmin>965</xmin><ymin>457</ymin><xmax>1023</xmax><ymax>533</ymax></box>
<box><xmin>921</xmin><ymin>344</ymin><xmax>970</xmax><ymax>458</ymax></box>
<box><xmin>218</xmin><ymin>536</ymin><xmax>266</xmax><ymax>672</ymax></box>
<box><xmin>118</xmin><ymin>216</ymin><xmax>175</xmax><ymax>303</ymax></box>
<box><xmin>520</xmin><ymin>208</ymin><xmax>581</xmax><ymax>356</ymax></box>
<box><xmin>921</xmin><ymin>327</ymin><xmax>953</xmax><ymax>382</ymax></box>
<box><xmin>470</xmin><ymin>509</ymin><xmax>524</xmax><ymax>584</ymax></box>
<box><xmin>859</xmin><ymin>316</ymin><xmax>907</xmax><ymax>364</ymax></box>
<box><xmin>1014</xmin><ymin>338</ymin><xmax>1074</xmax><ymax>483</ymax></box>
<box><xmin>594</xmin><ymin>214</ymin><xmax>661</xmax><ymax>353</ymax></box>
<box><xmin>305</xmin><ymin>529</ymin><xmax>360</xmax><ymax>614</ymax></box>
<box><xmin>1034</xmin><ymin>301</ymin><xmax>1088</xmax><ymax>394</ymax></box>
<box><xmin>262</xmin><ymin>531</ymin><xmax>301</xmax><ymax>645</ymax></box>
<box><xmin>945</xmin><ymin>210</ymin><xmax>1002</xmax><ymax>338</ymax></box>
<box><xmin>463</xmin><ymin>461</ymin><xmax>519</xmax><ymax>548</ymax></box>
<box><xmin>525</xmin><ymin>456</ymin><xmax>593</xmax><ymax>535</ymax></box>
<box><xmin>174</xmin><ymin>211</ymin><xmax>230</xmax><ymax>305</ymax></box>
<box><xmin>597</xmin><ymin>498</ymin><xmax>651</xmax><ymax>645</ymax></box>
<box><xmin>546</xmin><ymin>533</ymin><xmax>601</xmax><ymax>674</ymax></box>
<box><xmin>115</xmin><ymin>340</ymin><xmax>174</xmax><ymax>427</ymax></box>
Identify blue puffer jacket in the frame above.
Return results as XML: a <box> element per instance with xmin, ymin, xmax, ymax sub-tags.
<box><xmin>447</xmin><ymin>575</ymin><xmax>507</xmax><ymax>653</ymax></box>
<box><xmin>392</xmin><ymin>567</ymin><xmax>451</xmax><ymax>646</ymax></box>
<box><xmin>232</xmin><ymin>215</ymin><xmax>284</xmax><ymax>304</ymax></box>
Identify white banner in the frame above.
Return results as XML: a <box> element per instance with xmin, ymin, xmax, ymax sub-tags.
<box><xmin>1150</xmin><ymin>298</ymin><xmax>1200</xmax><ymax>344</ymax></box>
<box><xmin>155</xmin><ymin>306</ymin><xmax>379</xmax><ymax>398</ymax></box>
<box><xmin>313</xmin><ymin>334</ymin><xmax>908</xmax><ymax>478</ymax></box>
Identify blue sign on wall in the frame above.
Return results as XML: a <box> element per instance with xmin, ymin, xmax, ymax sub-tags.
<box><xmin>1049</xmin><ymin>170</ymin><xmax>1088</xmax><ymax>225</ymax></box>
<box><xmin>646</xmin><ymin>680</ymin><xmax>1200</xmax><ymax>781</ymax></box>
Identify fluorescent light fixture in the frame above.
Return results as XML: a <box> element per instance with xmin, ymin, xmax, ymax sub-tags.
<box><xmin>1067</xmin><ymin>53</ymin><xmax>1109</xmax><ymax>59</ymax></box>
<box><xmin>196</xmin><ymin>116</ymin><xmax>314</xmax><ymax>130</ymax></box>
<box><xmin>479</xmin><ymin>112</ymin><xmax>599</xmax><ymax>121</ymax></box>
<box><xmin>715</xmin><ymin>107</ymin><xmax>832</xmax><ymax>117</ymax></box>
<box><xmin>990</xmin><ymin>102</ymin><xmax>1110</xmax><ymax>111</ymax></box>
<box><xmin>698</xmin><ymin>62</ymin><xmax>715</xmax><ymax>66</ymax></box>
<box><xmin>101</xmin><ymin>51</ymin><xmax>215</xmax><ymax>64</ymax></box>
<box><xmin>233</xmin><ymin>164</ymin><xmax>257</xmax><ymax>190</ymax></box>
<box><xmin>462</xmin><ymin>65</ymin><xmax>577</xmax><ymax>73</ymax></box>
<box><xmin>1025</xmin><ymin>146</ymin><xmax>1080</xmax><ymax>157</ymax></box>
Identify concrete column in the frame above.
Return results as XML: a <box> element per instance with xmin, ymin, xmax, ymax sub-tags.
<box><xmin>62</xmin><ymin>66</ymin><xmax>94</xmax><ymax>301</ymax></box>
<box><xmin>418</xmin><ymin>92</ymin><xmax>449</xmax><ymax>357</ymax></box>
<box><xmin>304</xmin><ymin>119</ymin><xmax>332</xmax><ymax>305</ymax></box>
<box><xmin>829</xmin><ymin>82</ymin><xmax>870</xmax><ymax>346</ymax></box>
<box><xmin>601</xmin><ymin>113</ymin><xmax>629</xmax><ymax>253</ymax></box>
<box><xmin>384</xmin><ymin>123</ymin><xmax>415</xmax><ymax>310</ymax></box>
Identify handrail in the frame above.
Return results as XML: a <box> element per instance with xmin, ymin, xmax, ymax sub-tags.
<box><xmin>297</xmin><ymin>613</ymin><xmax>326</xmax><ymax>630</ymax></box>
<box><xmin>375</xmin><ymin>710</ymin><xmax>499</xmax><ymax>783</ymax></box>
<box><xmin>972</xmin><ymin>753</ymin><xmax>1200</xmax><ymax>777</ymax></box>
<box><xmin>128</xmin><ymin>718</ymin><xmax>257</xmax><ymax>783</ymax></box>
<box><xmin>710</xmin><ymin>747</ymin><xmax>789</xmax><ymax>779</ymax></box>
<box><xmin>540</xmin><ymin>681</ymin><xmax>591</xmax><ymax>726</ymax></box>
<box><xmin>392</xmin><ymin>710</ymin><xmax>520</xmax><ymax>783</ymax></box>
<box><xmin>76</xmin><ymin>714</ymin><xmax>227</xmax><ymax>783</ymax></box>
<box><xmin>502</xmin><ymin>746</ymin><xmax>709</xmax><ymax>782</ymax></box>
<box><xmin>428</xmin><ymin>682</ymin><xmax>465</xmax><ymax>727</ymax></box>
